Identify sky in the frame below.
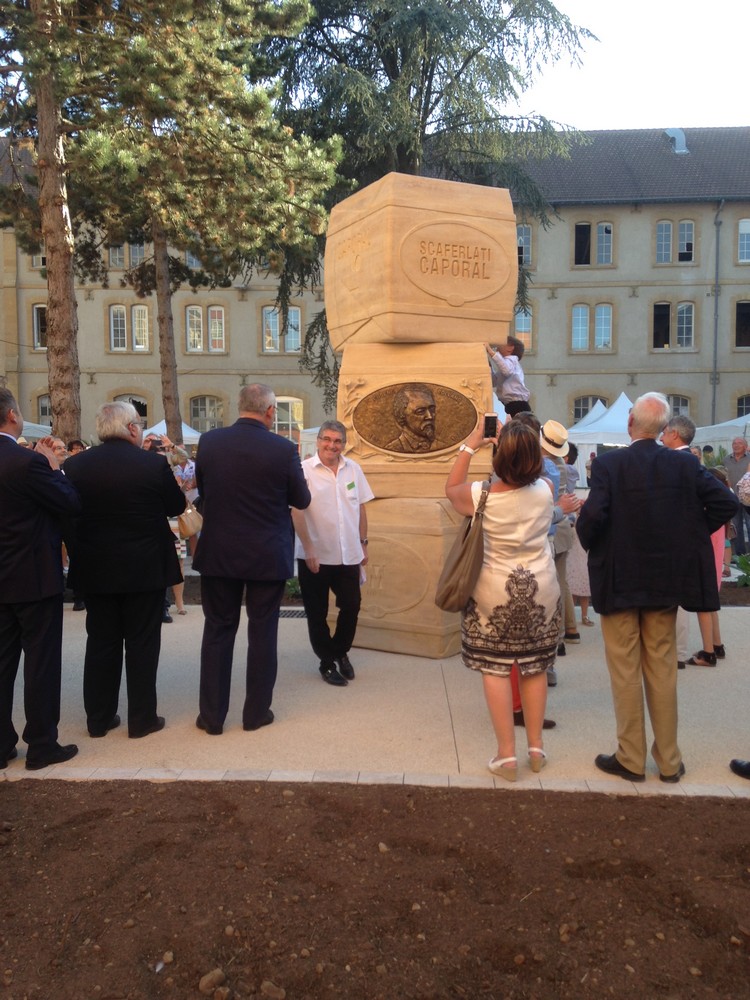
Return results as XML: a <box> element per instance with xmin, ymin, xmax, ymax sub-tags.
<box><xmin>509</xmin><ymin>0</ymin><xmax>747</xmax><ymax>131</ymax></box>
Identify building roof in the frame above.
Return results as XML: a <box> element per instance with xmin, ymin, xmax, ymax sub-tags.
<box><xmin>521</xmin><ymin>127</ymin><xmax>750</xmax><ymax>206</ymax></box>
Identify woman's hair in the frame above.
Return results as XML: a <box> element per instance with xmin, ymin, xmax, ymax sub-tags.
<box><xmin>170</xmin><ymin>447</ymin><xmax>189</xmax><ymax>465</ymax></box>
<box><xmin>493</xmin><ymin>420</ymin><xmax>543</xmax><ymax>487</ymax></box>
<box><xmin>709</xmin><ymin>465</ymin><xmax>729</xmax><ymax>487</ymax></box>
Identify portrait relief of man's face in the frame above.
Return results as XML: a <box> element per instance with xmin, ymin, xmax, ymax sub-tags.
<box><xmin>402</xmin><ymin>391</ymin><xmax>436</xmax><ymax>442</ymax></box>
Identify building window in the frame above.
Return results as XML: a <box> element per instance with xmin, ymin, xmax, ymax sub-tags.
<box><xmin>186</xmin><ymin>306</ymin><xmax>225</xmax><ymax>353</ymax></box>
<box><xmin>109</xmin><ymin>304</ymin><xmax>149</xmax><ymax>351</ymax></box>
<box><xmin>109</xmin><ymin>305</ymin><xmax>127</xmax><ymax>351</ymax></box>
<box><xmin>573</xmin><ymin>396</ymin><xmax>607</xmax><ymax>422</ymax></box>
<box><xmin>32</xmin><ymin>304</ymin><xmax>47</xmax><ymax>349</ymax></box>
<box><xmin>130</xmin><ymin>242</ymin><xmax>145</xmax><ymax>268</ymax></box>
<box><xmin>656</xmin><ymin>221</ymin><xmax>672</xmax><ymax>263</ymax></box>
<box><xmin>737</xmin><ymin>302</ymin><xmax>750</xmax><ymax>348</ymax></box>
<box><xmin>262</xmin><ymin>306</ymin><xmax>301</xmax><ymax>353</ymax></box>
<box><xmin>571</xmin><ymin>305</ymin><xmax>589</xmax><ymax>351</ymax></box>
<box><xmin>667</xmin><ymin>395</ymin><xmax>690</xmax><ymax>417</ymax></box>
<box><xmin>38</xmin><ymin>393</ymin><xmax>52</xmax><ymax>426</ymax></box>
<box><xmin>114</xmin><ymin>394</ymin><xmax>148</xmax><ymax>421</ymax></box>
<box><xmin>678</xmin><ymin>220</ymin><xmax>694</xmax><ymax>262</ymax></box>
<box><xmin>31</xmin><ymin>249</ymin><xmax>47</xmax><ymax>269</ymax></box>
<box><xmin>190</xmin><ymin>395</ymin><xmax>223</xmax><ymax>433</ymax></box>
<box><xmin>574</xmin><ymin>224</ymin><xmax>591</xmax><ymax>266</ymax></box>
<box><xmin>186</xmin><ymin>251</ymin><xmax>201</xmax><ymax>269</ymax></box>
<box><xmin>186</xmin><ymin>306</ymin><xmax>203</xmax><ymax>352</ymax></box>
<box><xmin>676</xmin><ymin>302</ymin><xmax>694</xmax><ymax>347</ymax></box>
<box><xmin>208</xmin><ymin>306</ymin><xmax>226</xmax><ymax>352</ymax></box>
<box><xmin>514</xmin><ymin>307</ymin><xmax>532</xmax><ymax>351</ymax></box>
<box><xmin>132</xmin><ymin>305</ymin><xmax>149</xmax><ymax>350</ymax></box>
<box><xmin>739</xmin><ymin>220</ymin><xmax>750</xmax><ymax>263</ymax></box>
<box><xmin>653</xmin><ymin>302</ymin><xmax>694</xmax><ymax>349</ymax></box>
<box><xmin>738</xmin><ymin>395</ymin><xmax>750</xmax><ymax>418</ymax></box>
<box><xmin>594</xmin><ymin>304</ymin><xmax>612</xmax><ymax>350</ymax></box>
<box><xmin>109</xmin><ymin>245</ymin><xmax>125</xmax><ymax>269</ymax></box>
<box><xmin>517</xmin><ymin>224</ymin><xmax>532</xmax><ymax>266</ymax></box>
<box><xmin>274</xmin><ymin>397</ymin><xmax>304</xmax><ymax>441</ymax></box>
<box><xmin>596</xmin><ymin>223</ymin><xmax>613</xmax><ymax>265</ymax></box>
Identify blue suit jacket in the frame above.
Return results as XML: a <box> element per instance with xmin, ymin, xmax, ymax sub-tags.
<box><xmin>193</xmin><ymin>418</ymin><xmax>311</xmax><ymax>581</ymax></box>
<box><xmin>576</xmin><ymin>439</ymin><xmax>739</xmax><ymax>614</ymax></box>
<box><xmin>0</xmin><ymin>436</ymin><xmax>81</xmax><ymax>603</ymax></box>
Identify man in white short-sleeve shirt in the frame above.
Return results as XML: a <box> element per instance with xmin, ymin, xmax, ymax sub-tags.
<box><xmin>292</xmin><ymin>421</ymin><xmax>374</xmax><ymax>686</ymax></box>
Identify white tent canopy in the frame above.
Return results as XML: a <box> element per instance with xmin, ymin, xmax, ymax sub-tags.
<box><xmin>692</xmin><ymin>416</ymin><xmax>750</xmax><ymax>454</ymax></box>
<box><xmin>569</xmin><ymin>398</ymin><xmax>607</xmax><ymax>430</ymax></box>
<box><xmin>144</xmin><ymin>419</ymin><xmax>201</xmax><ymax>445</ymax></box>
<box><xmin>568</xmin><ymin>392</ymin><xmax>633</xmax><ymax>448</ymax></box>
<box><xmin>18</xmin><ymin>420</ymin><xmax>55</xmax><ymax>440</ymax></box>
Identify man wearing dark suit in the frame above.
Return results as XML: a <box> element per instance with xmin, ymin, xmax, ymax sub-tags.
<box><xmin>577</xmin><ymin>392</ymin><xmax>738</xmax><ymax>784</ymax></box>
<box><xmin>0</xmin><ymin>389</ymin><xmax>81</xmax><ymax>770</ymax></box>
<box><xmin>64</xmin><ymin>402</ymin><xmax>185</xmax><ymax>739</ymax></box>
<box><xmin>193</xmin><ymin>383</ymin><xmax>311</xmax><ymax>734</ymax></box>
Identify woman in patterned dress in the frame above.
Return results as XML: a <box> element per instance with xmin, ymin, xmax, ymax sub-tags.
<box><xmin>446</xmin><ymin>420</ymin><xmax>560</xmax><ymax>780</ymax></box>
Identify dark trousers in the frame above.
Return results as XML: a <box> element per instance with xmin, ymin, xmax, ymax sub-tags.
<box><xmin>0</xmin><ymin>595</ymin><xmax>64</xmax><ymax>758</ymax></box>
<box><xmin>83</xmin><ymin>590</ymin><xmax>164</xmax><ymax>736</ymax></box>
<box><xmin>297</xmin><ymin>560</ymin><xmax>361</xmax><ymax>663</ymax></box>
<box><xmin>199</xmin><ymin>576</ymin><xmax>285</xmax><ymax>730</ymax></box>
<box><xmin>732</xmin><ymin>504</ymin><xmax>750</xmax><ymax>556</ymax></box>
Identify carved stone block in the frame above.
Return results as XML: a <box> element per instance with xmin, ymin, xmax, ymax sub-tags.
<box><xmin>325</xmin><ymin>172</ymin><xmax>517</xmax><ymax>350</ymax></box>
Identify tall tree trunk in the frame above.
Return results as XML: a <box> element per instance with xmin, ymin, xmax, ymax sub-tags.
<box><xmin>31</xmin><ymin>0</ymin><xmax>81</xmax><ymax>441</ymax></box>
<box><xmin>152</xmin><ymin>216</ymin><xmax>183</xmax><ymax>444</ymax></box>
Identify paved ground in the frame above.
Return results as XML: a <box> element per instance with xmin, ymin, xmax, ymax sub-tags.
<box><xmin>3</xmin><ymin>596</ymin><xmax>749</xmax><ymax>798</ymax></box>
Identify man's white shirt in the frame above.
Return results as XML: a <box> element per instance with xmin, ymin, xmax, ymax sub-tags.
<box><xmin>294</xmin><ymin>454</ymin><xmax>374</xmax><ymax>565</ymax></box>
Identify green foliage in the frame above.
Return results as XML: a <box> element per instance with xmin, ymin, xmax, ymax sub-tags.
<box><xmin>266</xmin><ymin>0</ymin><xmax>594</xmax><ymax>402</ymax></box>
<box><xmin>734</xmin><ymin>554</ymin><xmax>750</xmax><ymax>588</ymax></box>
<box><xmin>702</xmin><ymin>446</ymin><xmax>728</xmax><ymax>468</ymax></box>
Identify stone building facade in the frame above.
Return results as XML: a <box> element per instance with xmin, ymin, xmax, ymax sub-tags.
<box><xmin>514</xmin><ymin>126</ymin><xmax>750</xmax><ymax>426</ymax></box>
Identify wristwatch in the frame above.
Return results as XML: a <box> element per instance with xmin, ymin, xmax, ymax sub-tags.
<box><xmin>459</xmin><ymin>444</ymin><xmax>476</xmax><ymax>455</ymax></box>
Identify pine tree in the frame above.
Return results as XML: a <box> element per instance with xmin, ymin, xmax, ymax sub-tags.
<box><xmin>1</xmin><ymin>0</ymin><xmax>338</xmax><ymax>439</ymax></box>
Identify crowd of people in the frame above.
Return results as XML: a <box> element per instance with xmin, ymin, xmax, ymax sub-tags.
<box><xmin>1</xmin><ymin>367</ymin><xmax>748</xmax><ymax>783</ymax></box>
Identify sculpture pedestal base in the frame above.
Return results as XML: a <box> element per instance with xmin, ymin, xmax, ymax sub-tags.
<box><xmin>342</xmin><ymin>496</ymin><xmax>464</xmax><ymax>659</ymax></box>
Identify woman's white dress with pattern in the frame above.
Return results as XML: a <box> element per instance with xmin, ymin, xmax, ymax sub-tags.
<box><xmin>462</xmin><ymin>479</ymin><xmax>561</xmax><ymax>676</ymax></box>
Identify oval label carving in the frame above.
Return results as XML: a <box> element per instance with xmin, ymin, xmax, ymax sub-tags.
<box><xmin>400</xmin><ymin>221</ymin><xmax>511</xmax><ymax>307</ymax></box>
<box><xmin>353</xmin><ymin>382</ymin><xmax>477</xmax><ymax>454</ymax></box>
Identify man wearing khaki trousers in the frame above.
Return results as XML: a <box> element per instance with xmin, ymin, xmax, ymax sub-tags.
<box><xmin>576</xmin><ymin>393</ymin><xmax>737</xmax><ymax>783</ymax></box>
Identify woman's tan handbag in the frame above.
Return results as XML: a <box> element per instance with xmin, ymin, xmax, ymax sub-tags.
<box><xmin>434</xmin><ymin>483</ymin><xmax>490</xmax><ymax>613</ymax></box>
<box><xmin>177</xmin><ymin>502</ymin><xmax>203</xmax><ymax>539</ymax></box>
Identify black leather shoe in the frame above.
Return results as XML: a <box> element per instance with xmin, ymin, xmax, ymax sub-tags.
<box><xmin>556</xmin><ymin>643</ymin><xmax>566</xmax><ymax>656</ymax></box>
<box><xmin>243</xmin><ymin>710</ymin><xmax>274</xmax><ymax>732</ymax></box>
<box><xmin>594</xmin><ymin>752</ymin><xmax>645</xmax><ymax>782</ymax></box>
<box><xmin>196</xmin><ymin>715</ymin><xmax>223</xmax><ymax>736</ymax></box>
<box><xmin>337</xmin><ymin>654</ymin><xmax>355</xmax><ymax>680</ymax></box>
<box><xmin>513</xmin><ymin>710</ymin><xmax>556</xmax><ymax>730</ymax></box>
<box><xmin>162</xmin><ymin>612</ymin><xmax>173</xmax><ymax>624</ymax></box>
<box><xmin>25</xmin><ymin>744</ymin><xmax>79</xmax><ymax>770</ymax></box>
<box><xmin>88</xmin><ymin>714</ymin><xmax>121</xmax><ymax>738</ymax></box>
<box><xmin>0</xmin><ymin>748</ymin><xmax>18</xmax><ymax>769</ymax></box>
<box><xmin>320</xmin><ymin>661</ymin><xmax>347</xmax><ymax>686</ymax></box>
<box><xmin>128</xmin><ymin>716</ymin><xmax>165</xmax><ymax>739</ymax></box>
<box><xmin>660</xmin><ymin>761</ymin><xmax>686</xmax><ymax>783</ymax></box>
<box><xmin>677</xmin><ymin>661</ymin><xmax>686</xmax><ymax>670</ymax></box>
<box><xmin>730</xmin><ymin>758</ymin><xmax>750</xmax><ymax>779</ymax></box>
<box><xmin>72</xmin><ymin>600</ymin><xmax>86</xmax><ymax>611</ymax></box>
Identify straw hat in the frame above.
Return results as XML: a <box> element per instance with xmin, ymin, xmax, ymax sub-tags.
<box><xmin>540</xmin><ymin>419</ymin><xmax>569</xmax><ymax>457</ymax></box>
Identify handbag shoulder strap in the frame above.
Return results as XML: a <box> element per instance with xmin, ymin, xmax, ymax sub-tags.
<box><xmin>474</xmin><ymin>481</ymin><xmax>491</xmax><ymax>517</ymax></box>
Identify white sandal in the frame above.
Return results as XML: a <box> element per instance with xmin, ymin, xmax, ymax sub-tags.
<box><xmin>528</xmin><ymin>748</ymin><xmax>547</xmax><ymax>773</ymax></box>
<box><xmin>488</xmin><ymin>755</ymin><xmax>517</xmax><ymax>781</ymax></box>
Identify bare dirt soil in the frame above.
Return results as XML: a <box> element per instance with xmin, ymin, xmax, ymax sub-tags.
<box><xmin>2</xmin><ymin>780</ymin><xmax>749</xmax><ymax>999</ymax></box>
